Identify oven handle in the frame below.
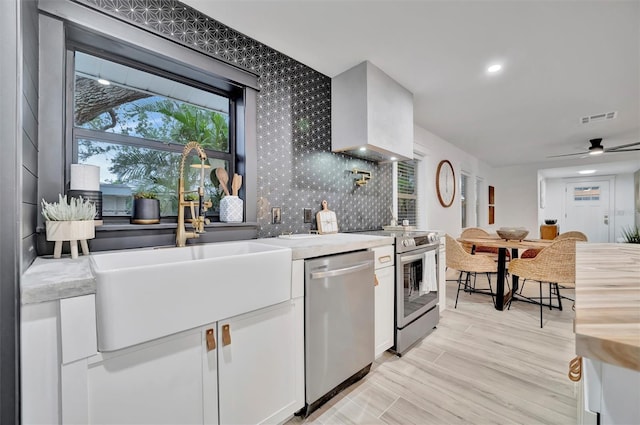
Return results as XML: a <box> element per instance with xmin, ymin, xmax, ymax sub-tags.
<box><xmin>399</xmin><ymin>247</ymin><xmax>438</xmax><ymax>263</ymax></box>
<box><xmin>310</xmin><ymin>261</ymin><xmax>373</xmax><ymax>279</ymax></box>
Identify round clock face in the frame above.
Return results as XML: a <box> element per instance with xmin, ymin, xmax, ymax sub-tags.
<box><xmin>436</xmin><ymin>160</ymin><xmax>455</xmax><ymax>208</ymax></box>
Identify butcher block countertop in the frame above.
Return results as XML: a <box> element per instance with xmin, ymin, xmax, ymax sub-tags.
<box><xmin>575</xmin><ymin>243</ymin><xmax>640</xmax><ymax>371</ymax></box>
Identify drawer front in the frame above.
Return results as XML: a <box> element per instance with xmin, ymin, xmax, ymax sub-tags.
<box><xmin>372</xmin><ymin>245</ymin><xmax>394</xmax><ymax>269</ymax></box>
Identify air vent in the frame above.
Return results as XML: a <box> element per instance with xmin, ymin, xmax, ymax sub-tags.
<box><xmin>580</xmin><ymin>111</ymin><xmax>617</xmax><ymax>124</ymax></box>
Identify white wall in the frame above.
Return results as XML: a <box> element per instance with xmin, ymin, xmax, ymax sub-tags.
<box><xmin>413</xmin><ymin>125</ymin><xmax>495</xmax><ymax>237</ymax></box>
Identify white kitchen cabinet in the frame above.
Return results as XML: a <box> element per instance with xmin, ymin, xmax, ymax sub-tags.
<box><xmin>218</xmin><ymin>298</ymin><xmax>304</xmax><ymax>424</ymax></box>
<box><xmin>373</xmin><ymin>245</ymin><xmax>395</xmax><ymax>358</ymax></box>
<box><xmin>87</xmin><ymin>327</ymin><xmax>216</xmax><ymax>424</ymax></box>
<box><xmin>86</xmin><ymin>298</ymin><xmax>304</xmax><ymax>425</ymax></box>
<box><xmin>580</xmin><ymin>357</ymin><xmax>640</xmax><ymax>425</ymax></box>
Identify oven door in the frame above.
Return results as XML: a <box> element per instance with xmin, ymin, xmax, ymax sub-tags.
<box><xmin>396</xmin><ymin>244</ymin><xmax>439</xmax><ymax>328</ymax></box>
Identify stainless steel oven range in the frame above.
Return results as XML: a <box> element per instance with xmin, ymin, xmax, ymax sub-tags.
<box><xmin>357</xmin><ymin>230</ymin><xmax>440</xmax><ymax>355</ymax></box>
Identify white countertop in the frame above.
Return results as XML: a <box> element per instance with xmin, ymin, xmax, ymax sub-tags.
<box><xmin>256</xmin><ymin>233</ymin><xmax>394</xmax><ymax>260</ymax></box>
<box><xmin>21</xmin><ymin>233</ymin><xmax>394</xmax><ymax>304</ymax></box>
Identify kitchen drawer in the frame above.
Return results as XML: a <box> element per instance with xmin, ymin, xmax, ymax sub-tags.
<box><xmin>372</xmin><ymin>245</ymin><xmax>394</xmax><ymax>269</ymax></box>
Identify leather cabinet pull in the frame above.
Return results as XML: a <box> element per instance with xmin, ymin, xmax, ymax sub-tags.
<box><xmin>568</xmin><ymin>356</ymin><xmax>582</xmax><ymax>382</ymax></box>
<box><xmin>222</xmin><ymin>324</ymin><xmax>231</xmax><ymax>346</ymax></box>
<box><xmin>206</xmin><ymin>328</ymin><xmax>216</xmax><ymax>351</ymax></box>
<box><xmin>374</xmin><ymin>275</ymin><xmax>379</xmax><ymax>286</ymax></box>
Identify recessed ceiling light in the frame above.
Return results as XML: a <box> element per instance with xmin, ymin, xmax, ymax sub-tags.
<box><xmin>359</xmin><ymin>147</ymin><xmax>366</xmax><ymax>152</ymax></box>
<box><xmin>578</xmin><ymin>170</ymin><xmax>596</xmax><ymax>175</ymax></box>
<box><xmin>97</xmin><ymin>78</ymin><xmax>111</xmax><ymax>85</ymax></box>
<box><xmin>390</xmin><ymin>157</ymin><xmax>397</xmax><ymax>161</ymax></box>
<box><xmin>487</xmin><ymin>64</ymin><xmax>502</xmax><ymax>73</ymax></box>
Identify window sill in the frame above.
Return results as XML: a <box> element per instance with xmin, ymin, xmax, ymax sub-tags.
<box><xmin>36</xmin><ymin>221</ymin><xmax>259</xmax><ymax>256</ymax></box>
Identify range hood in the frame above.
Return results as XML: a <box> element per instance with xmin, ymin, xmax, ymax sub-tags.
<box><xmin>331</xmin><ymin>61</ymin><xmax>414</xmax><ymax>162</ymax></box>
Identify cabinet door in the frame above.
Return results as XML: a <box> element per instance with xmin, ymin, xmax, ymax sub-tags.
<box><xmin>87</xmin><ymin>326</ymin><xmax>217</xmax><ymax>424</ymax></box>
<box><xmin>374</xmin><ymin>266</ymin><xmax>395</xmax><ymax>357</ymax></box>
<box><xmin>218</xmin><ymin>299</ymin><xmax>304</xmax><ymax>425</ymax></box>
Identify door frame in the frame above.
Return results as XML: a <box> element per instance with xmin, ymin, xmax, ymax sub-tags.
<box><xmin>562</xmin><ymin>175</ymin><xmax>615</xmax><ymax>242</ymax></box>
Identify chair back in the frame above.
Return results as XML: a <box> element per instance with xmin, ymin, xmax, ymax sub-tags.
<box><xmin>511</xmin><ymin>238</ymin><xmax>577</xmax><ymax>284</ymax></box>
<box><xmin>460</xmin><ymin>227</ymin><xmax>490</xmax><ymax>253</ymax></box>
<box><xmin>445</xmin><ymin>234</ymin><xmax>496</xmax><ymax>273</ymax></box>
<box><xmin>555</xmin><ymin>231</ymin><xmax>588</xmax><ymax>242</ymax></box>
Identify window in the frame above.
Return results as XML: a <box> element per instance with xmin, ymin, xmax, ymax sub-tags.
<box><xmin>397</xmin><ymin>160</ymin><xmax>418</xmax><ymax>226</ymax></box>
<box><xmin>72</xmin><ymin>51</ymin><xmax>237</xmax><ymax>217</ymax></box>
<box><xmin>460</xmin><ymin>173</ymin><xmax>469</xmax><ymax>228</ymax></box>
<box><xmin>574</xmin><ymin>186</ymin><xmax>600</xmax><ymax>201</ymax></box>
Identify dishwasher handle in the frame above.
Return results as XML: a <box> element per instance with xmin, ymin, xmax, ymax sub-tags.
<box><xmin>310</xmin><ymin>261</ymin><xmax>373</xmax><ymax>280</ymax></box>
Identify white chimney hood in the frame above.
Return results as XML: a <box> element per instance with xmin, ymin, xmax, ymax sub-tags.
<box><xmin>331</xmin><ymin>61</ymin><xmax>414</xmax><ymax>162</ymax></box>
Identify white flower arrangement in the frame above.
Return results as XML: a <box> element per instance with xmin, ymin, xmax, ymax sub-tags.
<box><xmin>41</xmin><ymin>194</ymin><xmax>96</xmax><ymax>221</ymax></box>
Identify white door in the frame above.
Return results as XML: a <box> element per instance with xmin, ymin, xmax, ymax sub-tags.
<box><xmin>564</xmin><ymin>179</ymin><xmax>612</xmax><ymax>242</ymax></box>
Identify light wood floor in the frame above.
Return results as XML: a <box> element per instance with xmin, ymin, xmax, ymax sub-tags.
<box><xmin>289</xmin><ymin>270</ymin><xmax>577</xmax><ymax>424</ymax></box>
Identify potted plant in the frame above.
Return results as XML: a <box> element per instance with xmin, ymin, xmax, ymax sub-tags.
<box><xmin>41</xmin><ymin>194</ymin><xmax>96</xmax><ymax>259</ymax></box>
<box><xmin>621</xmin><ymin>225</ymin><xmax>640</xmax><ymax>243</ymax></box>
<box><xmin>131</xmin><ymin>191</ymin><xmax>160</xmax><ymax>224</ymax></box>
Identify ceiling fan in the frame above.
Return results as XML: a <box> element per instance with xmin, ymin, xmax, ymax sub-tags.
<box><xmin>548</xmin><ymin>138</ymin><xmax>640</xmax><ymax>158</ymax></box>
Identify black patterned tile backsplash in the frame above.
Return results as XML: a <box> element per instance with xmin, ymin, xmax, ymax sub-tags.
<box><xmin>77</xmin><ymin>0</ymin><xmax>393</xmax><ymax>236</ymax></box>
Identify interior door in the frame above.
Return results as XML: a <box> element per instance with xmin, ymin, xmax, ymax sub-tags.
<box><xmin>564</xmin><ymin>180</ymin><xmax>612</xmax><ymax>242</ymax></box>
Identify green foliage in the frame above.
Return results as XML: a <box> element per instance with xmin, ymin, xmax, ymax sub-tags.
<box><xmin>621</xmin><ymin>225</ymin><xmax>640</xmax><ymax>243</ymax></box>
<box><xmin>133</xmin><ymin>192</ymin><xmax>158</xmax><ymax>200</ymax></box>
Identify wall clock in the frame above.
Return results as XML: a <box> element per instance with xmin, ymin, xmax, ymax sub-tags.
<box><xmin>436</xmin><ymin>160</ymin><xmax>455</xmax><ymax>208</ymax></box>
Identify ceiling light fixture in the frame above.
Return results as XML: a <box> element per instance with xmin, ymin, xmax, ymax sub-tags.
<box><xmin>359</xmin><ymin>147</ymin><xmax>366</xmax><ymax>152</ymax></box>
<box><xmin>97</xmin><ymin>78</ymin><xmax>111</xmax><ymax>85</ymax></box>
<box><xmin>588</xmin><ymin>146</ymin><xmax>604</xmax><ymax>155</ymax></box>
<box><xmin>487</xmin><ymin>64</ymin><xmax>502</xmax><ymax>73</ymax></box>
<box><xmin>390</xmin><ymin>157</ymin><xmax>397</xmax><ymax>161</ymax></box>
<box><xmin>578</xmin><ymin>170</ymin><xmax>596</xmax><ymax>175</ymax></box>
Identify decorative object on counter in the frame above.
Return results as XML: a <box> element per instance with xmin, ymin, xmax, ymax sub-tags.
<box><xmin>316</xmin><ymin>200</ymin><xmax>338</xmax><ymax>234</ymax></box>
<box><xmin>219</xmin><ymin>171</ymin><xmax>244</xmax><ymax>223</ymax></box>
<box><xmin>42</xmin><ymin>194</ymin><xmax>96</xmax><ymax>259</ymax></box>
<box><xmin>352</xmin><ymin>168</ymin><xmax>372</xmax><ymax>186</ymax></box>
<box><xmin>496</xmin><ymin>227</ymin><xmax>529</xmax><ymax>241</ymax></box>
<box><xmin>69</xmin><ymin>163</ymin><xmax>103</xmax><ymax>224</ymax></box>
<box><xmin>545</xmin><ymin>219</ymin><xmax>557</xmax><ymax>225</ymax></box>
<box><xmin>70</xmin><ymin>164</ymin><xmax>100</xmax><ymax>191</ymax></box>
<box><xmin>389</xmin><ymin>206</ymin><xmax>397</xmax><ymax>227</ymax></box>
<box><xmin>131</xmin><ymin>192</ymin><xmax>160</xmax><ymax>224</ymax></box>
<box><xmin>621</xmin><ymin>225</ymin><xmax>640</xmax><ymax>243</ymax></box>
<box><xmin>436</xmin><ymin>160</ymin><xmax>455</xmax><ymax>208</ymax></box>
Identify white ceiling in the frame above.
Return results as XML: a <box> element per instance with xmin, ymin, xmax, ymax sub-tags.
<box><xmin>183</xmin><ymin>0</ymin><xmax>640</xmax><ymax>171</ymax></box>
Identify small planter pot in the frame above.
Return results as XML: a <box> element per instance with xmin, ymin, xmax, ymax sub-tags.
<box><xmin>131</xmin><ymin>198</ymin><xmax>160</xmax><ymax>224</ymax></box>
<box><xmin>45</xmin><ymin>220</ymin><xmax>95</xmax><ymax>259</ymax></box>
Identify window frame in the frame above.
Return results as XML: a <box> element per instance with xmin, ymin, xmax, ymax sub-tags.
<box><xmin>67</xmin><ymin>46</ymin><xmax>241</xmax><ymax>219</ymax></box>
<box><xmin>396</xmin><ymin>159</ymin><xmax>419</xmax><ymax>226</ymax></box>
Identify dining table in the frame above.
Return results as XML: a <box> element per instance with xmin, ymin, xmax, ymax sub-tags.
<box><xmin>456</xmin><ymin>236</ymin><xmax>554</xmax><ymax>310</ymax></box>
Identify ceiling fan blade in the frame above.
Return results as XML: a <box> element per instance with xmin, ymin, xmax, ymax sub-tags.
<box><xmin>605</xmin><ymin>147</ymin><xmax>640</xmax><ymax>152</ymax></box>
<box><xmin>547</xmin><ymin>151</ymin><xmax>590</xmax><ymax>158</ymax></box>
<box><xmin>605</xmin><ymin>141</ymin><xmax>640</xmax><ymax>151</ymax></box>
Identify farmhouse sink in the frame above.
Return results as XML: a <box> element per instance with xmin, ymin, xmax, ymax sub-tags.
<box><xmin>91</xmin><ymin>241</ymin><xmax>292</xmax><ymax>351</ymax></box>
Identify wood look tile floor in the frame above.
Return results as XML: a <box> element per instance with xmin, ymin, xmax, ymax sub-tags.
<box><xmin>288</xmin><ymin>270</ymin><xmax>577</xmax><ymax>424</ymax></box>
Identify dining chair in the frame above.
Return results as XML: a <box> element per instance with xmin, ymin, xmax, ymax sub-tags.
<box><xmin>520</xmin><ymin>230</ymin><xmax>587</xmax><ymax>258</ymax></box>
<box><xmin>445</xmin><ymin>234</ymin><xmax>498</xmax><ymax>308</ymax></box>
<box><xmin>508</xmin><ymin>238</ymin><xmax>576</xmax><ymax>327</ymax></box>
<box><xmin>460</xmin><ymin>227</ymin><xmax>510</xmax><ymax>260</ymax></box>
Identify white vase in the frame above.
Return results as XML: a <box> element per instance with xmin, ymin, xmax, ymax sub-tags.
<box><xmin>45</xmin><ymin>220</ymin><xmax>95</xmax><ymax>259</ymax></box>
<box><xmin>219</xmin><ymin>196</ymin><xmax>243</xmax><ymax>223</ymax></box>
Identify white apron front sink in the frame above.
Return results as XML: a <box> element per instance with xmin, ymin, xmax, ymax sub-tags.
<box><xmin>91</xmin><ymin>241</ymin><xmax>292</xmax><ymax>351</ymax></box>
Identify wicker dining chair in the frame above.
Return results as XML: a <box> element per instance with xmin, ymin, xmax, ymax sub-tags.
<box><xmin>445</xmin><ymin>234</ymin><xmax>498</xmax><ymax>308</ymax></box>
<box><xmin>460</xmin><ymin>227</ymin><xmax>511</xmax><ymax>260</ymax></box>
<box><xmin>521</xmin><ymin>230</ymin><xmax>587</xmax><ymax>258</ymax></box>
<box><xmin>508</xmin><ymin>238</ymin><xmax>576</xmax><ymax>327</ymax></box>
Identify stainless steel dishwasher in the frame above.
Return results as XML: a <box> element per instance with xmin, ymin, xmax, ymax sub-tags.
<box><xmin>300</xmin><ymin>250</ymin><xmax>375</xmax><ymax>417</ymax></box>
